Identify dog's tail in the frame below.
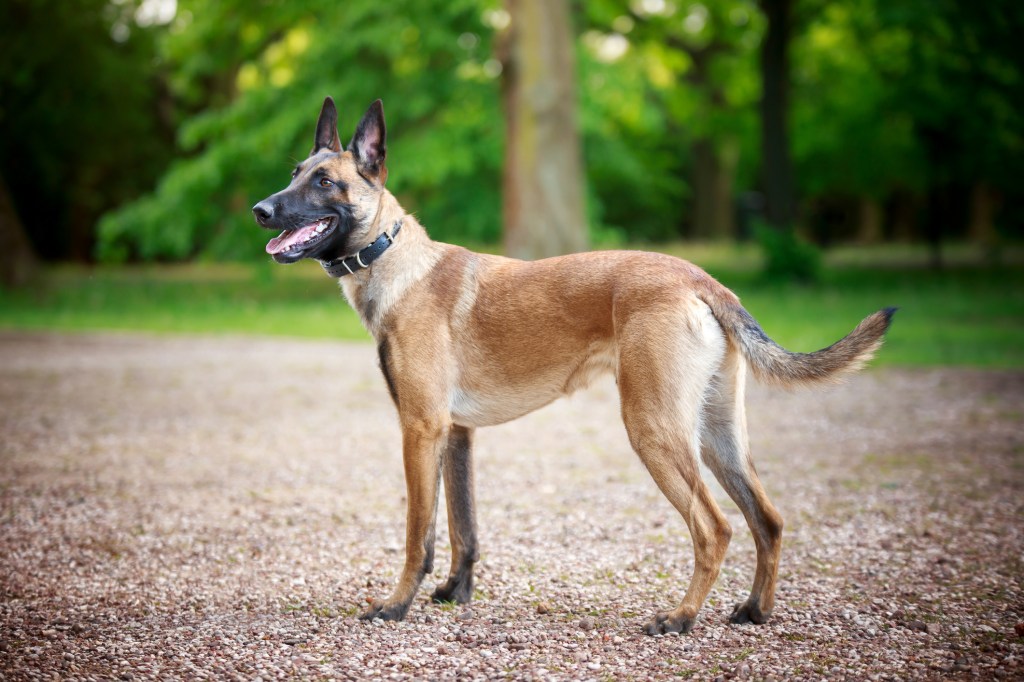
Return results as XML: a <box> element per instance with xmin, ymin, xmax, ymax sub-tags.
<box><xmin>701</xmin><ymin>291</ymin><xmax>896</xmax><ymax>388</ymax></box>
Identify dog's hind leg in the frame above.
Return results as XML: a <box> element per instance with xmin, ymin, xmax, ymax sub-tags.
<box><xmin>617</xmin><ymin>303</ymin><xmax>732</xmax><ymax>635</ymax></box>
<box><xmin>700</xmin><ymin>348</ymin><xmax>784</xmax><ymax>625</ymax></box>
<box><xmin>629</xmin><ymin>435</ymin><xmax>732</xmax><ymax>636</ymax></box>
<box><xmin>431</xmin><ymin>425</ymin><xmax>479</xmax><ymax>604</ymax></box>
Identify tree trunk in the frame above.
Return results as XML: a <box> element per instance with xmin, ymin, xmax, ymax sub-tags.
<box><xmin>889</xmin><ymin>190</ymin><xmax>918</xmax><ymax>242</ymax></box>
<box><xmin>691</xmin><ymin>137</ymin><xmax>738</xmax><ymax>240</ymax></box>
<box><xmin>925</xmin><ymin>185</ymin><xmax>947</xmax><ymax>269</ymax></box>
<box><xmin>0</xmin><ymin>173</ymin><xmax>37</xmax><ymax>287</ymax></box>
<box><xmin>856</xmin><ymin>197</ymin><xmax>883</xmax><ymax>244</ymax></box>
<box><xmin>967</xmin><ymin>182</ymin><xmax>998</xmax><ymax>246</ymax></box>
<box><xmin>501</xmin><ymin>0</ymin><xmax>588</xmax><ymax>260</ymax></box>
<box><xmin>759</xmin><ymin>0</ymin><xmax>795</xmax><ymax>230</ymax></box>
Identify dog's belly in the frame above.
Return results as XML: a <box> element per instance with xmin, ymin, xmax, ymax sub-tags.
<box><xmin>449</xmin><ymin>341</ymin><xmax>618</xmax><ymax>428</ymax></box>
<box><xmin>449</xmin><ymin>385</ymin><xmax>560</xmax><ymax>427</ymax></box>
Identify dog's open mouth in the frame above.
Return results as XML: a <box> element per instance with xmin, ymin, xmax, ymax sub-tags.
<box><xmin>265</xmin><ymin>217</ymin><xmax>336</xmax><ymax>256</ymax></box>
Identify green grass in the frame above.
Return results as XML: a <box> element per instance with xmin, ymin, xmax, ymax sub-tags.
<box><xmin>0</xmin><ymin>260</ymin><xmax>369</xmax><ymax>341</ymax></box>
<box><xmin>711</xmin><ymin>262</ymin><xmax>1024</xmax><ymax>368</ymax></box>
<box><xmin>1</xmin><ymin>243</ymin><xmax>1022</xmax><ymax>368</ymax></box>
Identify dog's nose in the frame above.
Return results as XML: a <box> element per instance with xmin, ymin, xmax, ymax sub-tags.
<box><xmin>252</xmin><ymin>201</ymin><xmax>273</xmax><ymax>225</ymax></box>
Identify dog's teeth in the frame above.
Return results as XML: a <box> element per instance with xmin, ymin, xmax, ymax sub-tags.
<box><xmin>316</xmin><ymin>224</ymin><xmax>326</xmax><ymax>233</ymax></box>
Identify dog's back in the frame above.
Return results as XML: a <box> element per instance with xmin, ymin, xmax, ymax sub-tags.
<box><xmin>409</xmin><ymin>245</ymin><xmax>894</xmax><ymax>393</ymax></box>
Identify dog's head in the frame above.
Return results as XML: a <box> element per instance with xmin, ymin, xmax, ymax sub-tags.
<box><xmin>253</xmin><ymin>97</ymin><xmax>388</xmax><ymax>263</ymax></box>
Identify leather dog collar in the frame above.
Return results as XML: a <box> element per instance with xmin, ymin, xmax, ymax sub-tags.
<box><xmin>319</xmin><ymin>219</ymin><xmax>403</xmax><ymax>278</ymax></box>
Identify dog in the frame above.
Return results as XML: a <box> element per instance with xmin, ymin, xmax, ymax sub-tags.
<box><xmin>252</xmin><ymin>97</ymin><xmax>894</xmax><ymax>635</ymax></box>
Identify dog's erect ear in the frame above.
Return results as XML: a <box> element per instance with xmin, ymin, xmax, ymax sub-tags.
<box><xmin>349</xmin><ymin>99</ymin><xmax>387</xmax><ymax>181</ymax></box>
<box><xmin>311</xmin><ymin>97</ymin><xmax>342</xmax><ymax>156</ymax></box>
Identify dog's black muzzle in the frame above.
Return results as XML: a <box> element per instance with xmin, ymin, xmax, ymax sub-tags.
<box><xmin>252</xmin><ymin>191</ymin><xmax>355</xmax><ymax>264</ymax></box>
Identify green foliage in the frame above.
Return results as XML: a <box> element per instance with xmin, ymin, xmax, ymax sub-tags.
<box><xmin>874</xmin><ymin>0</ymin><xmax>1024</xmax><ymax>190</ymax></box>
<box><xmin>582</xmin><ymin>0</ymin><xmax>764</xmax><ymax>239</ymax></box>
<box><xmin>791</xmin><ymin>1</ymin><xmax>925</xmax><ymax>199</ymax></box>
<box><xmin>754</xmin><ymin>222</ymin><xmax>821</xmax><ymax>282</ymax></box>
<box><xmin>98</xmin><ymin>0</ymin><xmax>505</xmax><ymax>262</ymax></box>
<box><xmin>791</xmin><ymin>0</ymin><xmax>1024</xmax><ymax>239</ymax></box>
<box><xmin>577</xmin><ymin>40</ymin><xmax>687</xmax><ymax>241</ymax></box>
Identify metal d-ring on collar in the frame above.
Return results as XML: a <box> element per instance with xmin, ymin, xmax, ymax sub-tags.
<box><xmin>319</xmin><ymin>219</ymin><xmax>403</xmax><ymax>278</ymax></box>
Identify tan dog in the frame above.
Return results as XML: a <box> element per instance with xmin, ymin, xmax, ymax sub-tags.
<box><xmin>253</xmin><ymin>97</ymin><xmax>895</xmax><ymax>635</ymax></box>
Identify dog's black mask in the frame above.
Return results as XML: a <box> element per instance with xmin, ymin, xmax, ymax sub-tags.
<box><xmin>253</xmin><ymin>180</ymin><xmax>355</xmax><ymax>264</ymax></box>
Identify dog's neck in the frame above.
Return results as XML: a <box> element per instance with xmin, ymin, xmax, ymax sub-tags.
<box><xmin>337</xmin><ymin>191</ymin><xmax>443</xmax><ymax>338</ymax></box>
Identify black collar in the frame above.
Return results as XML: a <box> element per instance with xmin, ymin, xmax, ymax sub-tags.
<box><xmin>319</xmin><ymin>219</ymin><xmax>403</xmax><ymax>278</ymax></box>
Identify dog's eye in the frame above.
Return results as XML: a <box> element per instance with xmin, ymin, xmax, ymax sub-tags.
<box><xmin>319</xmin><ymin>178</ymin><xmax>334</xmax><ymax>188</ymax></box>
<box><xmin>291</xmin><ymin>167</ymin><xmax>300</xmax><ymax>178</ymax></box>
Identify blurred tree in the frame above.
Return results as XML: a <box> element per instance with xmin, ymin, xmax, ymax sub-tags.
<box><xmin>792</xmin><ymin>0</ymin><xmax>1024</xmax><ymax>253</ymax></box>
<box><xmin>876</xmin><ymin>0</ymin><xmax>1024</xmax><ymax>261</ymax></box>
<box><xmin>0</xmin><ymin>0</ymin><xmax>174</xmax><ymax>261</ymax></box>
<box><xmin>574</xmin><ymin>10</ymin><xmax>688</xmax><ymax>243</ymax></box>
<box><xmin>0</xmin><ymin>175</ymin><xmax>36</xmax><ymax>286</ymax></box>
<box><xmin>758</xmin><ymin>0</ymin><xmax>795</xmax><ymax>231</ymax></box>
<box><xmin>585</xmin><ymin>0</ymin><xmax>763</xmax><ymax>242</ymax></box>
<box><xmin>791</xmin><ymin>0</ymin><xmax>925</xmax><ymax>245</ymax></box>
<box><xmin>501</xmin><ymin>0</ymin><xmax>588</xmax><ymax>258</ymax></box>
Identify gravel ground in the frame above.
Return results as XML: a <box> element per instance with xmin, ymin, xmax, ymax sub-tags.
<box><xmin>0</xmin><ymin>331</ymin><xmax>1022</xmax><ymax>681</ymax></box>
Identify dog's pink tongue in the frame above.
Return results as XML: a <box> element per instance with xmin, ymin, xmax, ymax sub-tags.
<box><xmin>266</xmin><ymin>225</ymin><xmax>318</xmax><ymax>255</ymax></box>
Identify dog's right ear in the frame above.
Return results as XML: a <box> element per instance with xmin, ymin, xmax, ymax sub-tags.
<box><xmin>311</xmin><ymin>96</ymin><xmax>342</xmax><ymax>156</ymax></box>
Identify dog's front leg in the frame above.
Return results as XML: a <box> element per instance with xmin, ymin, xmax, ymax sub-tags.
<box><xmin>360</xmin><ymin>416</ymin><xmax>448</xmax><ymax>622</ymax></box>
<box><xmin>431</xmin><ymin>425</ymin><xmax>478</xmax><ymax>604</ymax></box>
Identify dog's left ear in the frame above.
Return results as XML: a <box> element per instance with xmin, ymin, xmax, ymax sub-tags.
<box><xmin>311</xmin><ymin>96</ymin><xmax>342</xmax><ymax>156</ymax></box>
<box><xmin>349</xmin><ymin>99</ymin><xmax>387</xmax><ymax>182</ymax></box>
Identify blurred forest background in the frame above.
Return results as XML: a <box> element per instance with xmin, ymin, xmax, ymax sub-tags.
<box><xmin>1</xmin><ymin>0</ymin><xmax>1022</xmax><ymax>366</ymax></box>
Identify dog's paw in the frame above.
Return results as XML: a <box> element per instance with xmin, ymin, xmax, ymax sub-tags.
<box><xmin>728</xmin><ymin>600</ymin><xmax>771</xmax><ymax>625</ymax></box>
<box><xmin>643</xmin><ymin>611</ymin><xmax>696</xmax><ymax>636</ymax></box>
<box><xmin>358</xmin><ymin>599</ymin><xmax>410</xmax><ymax>622</ymax></box>
<box><xmin>430</xmin><ymin>576</ymin><xmax>473</xmax><ymax>605</ymax></box>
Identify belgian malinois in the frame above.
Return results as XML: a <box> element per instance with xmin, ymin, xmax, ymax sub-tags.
<box><xmin>252</xmin><ymin>97</ymin><xmax>894</xmax><ymax>635</ymax></box>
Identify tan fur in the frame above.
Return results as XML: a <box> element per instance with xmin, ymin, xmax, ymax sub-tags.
<box><xmin>260</xmin><ymin>101</ymin><xmax>895</xmax><ymax>633</ymax></box>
